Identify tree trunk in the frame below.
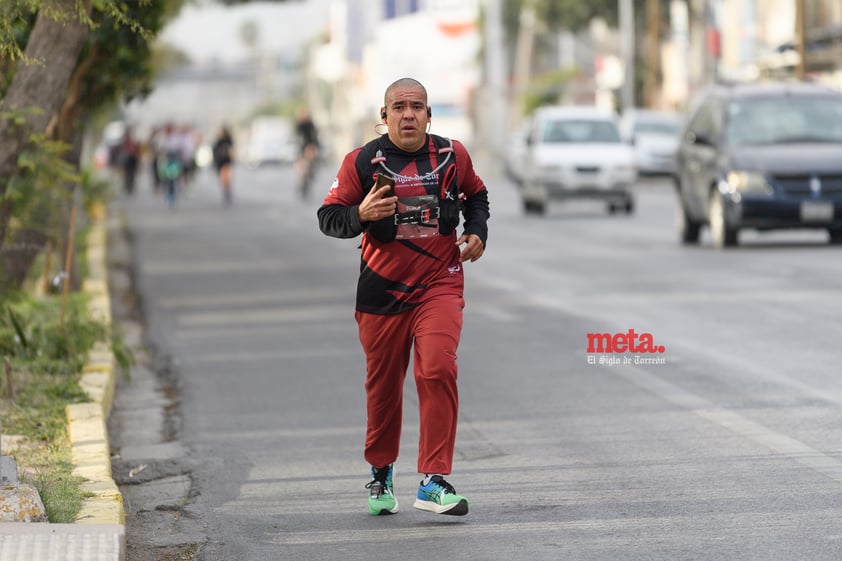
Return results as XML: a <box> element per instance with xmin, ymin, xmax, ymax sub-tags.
<box><xmin>511</xmin><ymin>4</ymin><xmax>536</xmax><ymax>126</ymax></box>
<box><xmin>0</xmin><ymin>129</ymin><xmax>85</xmax><ymax>291</ymax></box>
<box><xmin>0</xmin><ymin>0</ymin><xmax>91</xmax><ymax>250</ymax></box>
<box><xmin>52</xmin><ymin>46</ymin><xmax>100</xmax><ymax>144</ymax></box>
<box><xmin>643</xmin><ymin>0</ymin><xmax>661</xmax><ymax>108</ymax></box>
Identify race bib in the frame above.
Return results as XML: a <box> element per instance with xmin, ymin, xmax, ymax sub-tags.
<box><xmin>394</xmin><ymin>195</ymin><xmax>440</xmax><ymax>239</ymax></box>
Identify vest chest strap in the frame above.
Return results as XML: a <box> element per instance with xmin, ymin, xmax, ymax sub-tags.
<box><xmin>394</xmin><ymin>207</ymin><xmax>440</xmax><ymax>226</ymax></box>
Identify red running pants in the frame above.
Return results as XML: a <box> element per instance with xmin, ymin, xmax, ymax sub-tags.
<box><xmin>355</xmin><ymin>293</ymin><xmax>464</xmax><ymax>475</ymax></box>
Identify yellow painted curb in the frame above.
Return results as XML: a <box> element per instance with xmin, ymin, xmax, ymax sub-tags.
<box><xmin>65</xmin><ymin>213</ymin><xmax>125</xmax><ymax>526</ymax></box>
<box><xmin>79</xmin><ymin>371</ymin><xmax>116</xmax><ymax>419</ymax></box>
<box><xmin>67</xmin><ymin>402</ymin><xmax>124</xmax><ymax>525</ymax></box>
<box><xmin>81</xmin><ymin>342</ymin><xmax>117</xmax><ymax>419</ymax></box>
<box><xmin>84</xmin><ymin>283</ymin><xmax>112</xmax><ymax>324</ymax></box>
<box><xmin>67</xmin><ymin>403</ymin><xmax>111</xmax><ymax>478</ymax></box>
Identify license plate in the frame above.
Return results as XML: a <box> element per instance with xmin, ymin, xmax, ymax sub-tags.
<box><xmin>800</xmin><ymin>201</ymin><xmax>834</xmax><ymax>222</ymax></box>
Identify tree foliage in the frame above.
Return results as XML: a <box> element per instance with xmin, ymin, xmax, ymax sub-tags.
<box><xmin>0</xmin><ymin>0</ymin><xmax>184</xmax><ymax>291</ymax></box>
<box><xmin>502</xmin><ymin>0</ymin><xmax>674</xmax><ymax>110</ymax></box>
<box><xmin>214</xmin><ymin>0</ymin><xmax>292</xmax><ymax>4</ymax></box>
<box><xmin>502</xmin><ymin>0</ymin><xmax>619</xmax><ymax>44</ymax></box>
<box><xmin>72</xmin><ymin>0</ymin><xmax>179</xmax><ymax>127</ymax></box>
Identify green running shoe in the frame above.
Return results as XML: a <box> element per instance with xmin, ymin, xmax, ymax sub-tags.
<box><xmin>365</xmin><ymin>464</ymin><xmax>398</xmax><ymax>515</ymax></box>
<box><xmin>413</xmin><ymin>475</ymin><xmax>469</xmax><ymax>516</ymax></box>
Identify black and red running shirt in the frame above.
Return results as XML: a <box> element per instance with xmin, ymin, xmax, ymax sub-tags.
<box><xmin>318</xmin><ymin>134</ymin><xmax>490</xmax><ymax>315</ymax></box>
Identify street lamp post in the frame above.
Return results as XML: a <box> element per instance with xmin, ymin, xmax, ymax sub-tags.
<box><xmin>795</xmin><ymin>0</ymin><xmax>806</xmax><ymax>80</ymax></box>
<box><xmin>484</xmin><ymin>0</ymin><xmax>508</xmax><ymax>159</ymax></box>
<box><xmin>619</xmin><ymin>0</ymin><xmax>635</xmax><ymax>111</ymax></box>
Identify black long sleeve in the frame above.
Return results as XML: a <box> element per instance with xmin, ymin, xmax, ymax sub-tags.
<box><xmin>461</xmin><ymin>190</ymin><xmax>490</xmax><ymax>247</ymax></box>
<box><xmin>317</xmin><ymin>203</ymin><xmax>364</xmax><ymax>239</ymax></box>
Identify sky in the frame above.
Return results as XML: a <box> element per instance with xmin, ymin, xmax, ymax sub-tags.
<box><xmin>123</xmin><ymin>0</ymin><xmax>336</xmax><ymax>136</ymax></box>
<box><xmin>159</xmin><ymin>0</ymin><xmax>333</xmax><ymax>65</ymax></box>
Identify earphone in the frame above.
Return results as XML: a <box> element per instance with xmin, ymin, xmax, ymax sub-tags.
<box><xmin>380</xmin><ymin>107</ymin><xmax>432</xmax><ymax>119</ymax></box>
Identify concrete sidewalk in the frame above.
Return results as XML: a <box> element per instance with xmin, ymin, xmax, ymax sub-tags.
<box><xmin>0</xmin><ymin>524</ymin><xmax>124</xmax><ymax>561</ymax></box>
<box><xmin>0</xmin><ymin>212</ymin><xmax>125</xmax><ymax>561</ymax></box>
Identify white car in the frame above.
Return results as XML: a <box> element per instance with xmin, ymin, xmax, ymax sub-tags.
<box><xmin>521</xmin><ymin>106</ymin><xmax>637</xmax><ymax>214</ymax></box>
<box><xmin>504</xmin><ymin>117</ymin><xmax>532</xmax><ymax>187</ymax></box>
<box><xmin>620</xmin><ymin>109</ymin><xmax>682</xmax><ymax>175</ymax></box>
<box><xmin>245</xmin><ymin>117</ymin><xmax>298</xmax><ymax>167</ymax></box>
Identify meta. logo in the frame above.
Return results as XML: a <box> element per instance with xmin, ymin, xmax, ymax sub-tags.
<box><xmin>586</xmin><ymin>329</ymin><xmax>666</xmax><ymax>354</ymax></box>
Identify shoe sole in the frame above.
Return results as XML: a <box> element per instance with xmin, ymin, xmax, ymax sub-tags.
<box><xmin>369</xmin><ymin>498</ymin><xmax>399</xmax><ymax>516</ymax></box>
<box><xmin>413</xmin><ymin>498</ymin><xmax>469</xmax><ymax>516</ymax></box>
<box><xmin>371</xmin><ymin>507</ymin><xmax>398</xmax><ymax>515</ymax></box>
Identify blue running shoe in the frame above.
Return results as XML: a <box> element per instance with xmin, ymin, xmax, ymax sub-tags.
<box><xmin>413</xmin><ymin>475</ymin><xmax>468</xmax><ymax>516</ymax></box>
<box><xmin>365</xmin><ymin>464</ymin><xmax>398</xmax><ymax>515</ymax></box>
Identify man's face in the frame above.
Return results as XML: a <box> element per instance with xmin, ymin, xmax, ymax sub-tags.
<box><xmin>382</xmin><ymin>85</ymin><xmax>429</xmax><ymax>152</ymax></box>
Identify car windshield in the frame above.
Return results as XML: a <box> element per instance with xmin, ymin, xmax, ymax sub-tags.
<box><xmin>726</xmin><ymin>96</ymin><xmax>842</xmax><ymax>146</ymax></box>
<box><xmin>633</xmin><ymin>118</ymin><xmax>679</xmax><ymax>136</ymax></box>
<box><xmin>541</xmin><ymin>119</ymin><xmax>621</xmax><ymax>143</ymax></box>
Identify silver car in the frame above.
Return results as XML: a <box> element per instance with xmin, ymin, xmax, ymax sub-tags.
<box><xmin>521</xmin><ymin>105</ymin><xmax>637</xmax><ymax>215</ymax></box>
<box><xmin>620</xmin><ymin>109</ymin><xmax>682</xmax><ymax>175</ymax></box>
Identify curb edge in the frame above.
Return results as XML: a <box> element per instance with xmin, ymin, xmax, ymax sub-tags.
<box><xmin>69</xmin><ymin>213</ymin><xmax>126</xmax><ymax>528</ymax></box>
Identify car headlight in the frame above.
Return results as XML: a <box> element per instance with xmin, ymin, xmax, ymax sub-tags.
<box><xmin>540</xmin><ymin>164</ymin><xmax>564</xmax><ymax>177</ymax></box>
<box><xmin>725</xmin><ymin>171</ymin><xmax>772</xmax><ymax>194</ymax></box>
<box><xmin>615</xmin><ymin>164</ymin><xmax>637</xmax><ymax>176</ymax></box>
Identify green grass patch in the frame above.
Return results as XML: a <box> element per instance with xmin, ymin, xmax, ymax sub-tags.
<box><xmin>6</xmin><ymin>429</ymin><xmax>91</xmax><ymax>523</ymax></box>
<box><xmin>1</xmin><ymin>292</ymin><xmax>108</xmax><ymax>522</ymax></box>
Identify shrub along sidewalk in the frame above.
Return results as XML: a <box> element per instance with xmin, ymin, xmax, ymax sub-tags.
<box><xmin>1</xmin><ymin>207</ymin><xmax>129</xmax><ymax>524</ymax></box>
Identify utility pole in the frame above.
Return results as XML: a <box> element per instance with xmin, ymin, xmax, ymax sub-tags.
<box><xmin>619</xmin><ymin>0</ymin><xmax>635</xmax><ymax>111</ymax></box>
<box><xmin>511</xmin><ymin>1</ymin><xmax>536</xmax><ymax>127</ymax></box>
<box><xmin>643</xmin><ymin>0</ymin><xmax>661</xmax><ymax>108</ymax></box>
<box><xmin>795</xmin><ymin>0</ymin><xmax>806</xmax><ymax>80</ymax></box>
<box><xmin>688</xmin><ymin>0</ymin><xmax>706</xmax><ymax>95</ymax></box>
<box><xmin>484</xmin><ymin>0</ymin><xmax>508</xmax><ymax>159</ymax></box>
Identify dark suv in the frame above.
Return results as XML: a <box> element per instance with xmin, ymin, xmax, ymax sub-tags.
<box><xmin>674</xmin><ymin>81</ymin><xmax>842</xmax><ymax>248</ymax></box>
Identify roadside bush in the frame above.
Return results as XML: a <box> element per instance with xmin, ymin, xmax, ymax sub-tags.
<box><xmin>0</xmin><ymin>293</ymin><xmax>106</xmax><ymax>522</ymax></box>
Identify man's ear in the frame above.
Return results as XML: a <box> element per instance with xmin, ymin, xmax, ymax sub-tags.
<box><xmin>380</xmin><ymin>107</ymin><xmax>387</xmax><ymax>120</ymax></box>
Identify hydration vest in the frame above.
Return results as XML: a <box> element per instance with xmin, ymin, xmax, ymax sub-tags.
<box><xmin>361</xmin><ymin>134</ymin><xmax>461</xmax><ymax>243</ymax></box>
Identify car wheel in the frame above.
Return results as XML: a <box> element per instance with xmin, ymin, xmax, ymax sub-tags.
<box><xmin>674</xmin><ymin>177</ymin><xmax>701</xmax><ymax>244</ymax></box>
<box><xmin>523</xmin><ymin>199</ymin><xmax>534</xmax><ymax>213</ymax></box>
<box><xmin>828</xmin><ymin>228</ymin><xmax>842</xmax><ymax>245</ymax></box>
<box><xmin>607</xmin><ymin>200</ymin><xmax>633</xmax><ymax>215</ymax></box>
<box><xmin>675</xmin><ymin>202</ymin><xmax>701</xmax><ymax>245</ymax></box>
<box><xmin>523</xmin><ymin>199</ymin><xmax>546</xmax><ymax>215</ymax></box>
<box><xmin>708</xmin><ymin>190</ymin><xmax>738</xmax><ymax>248</ymax></box>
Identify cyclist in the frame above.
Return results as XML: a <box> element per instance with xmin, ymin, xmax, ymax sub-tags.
<box><xmin>295</xmin><ymin>107</ymin><xmax>320</xmax><ymax>199</ymax></box>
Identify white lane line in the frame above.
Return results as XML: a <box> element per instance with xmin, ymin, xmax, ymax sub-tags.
<box><xmin>612</xmin><ymin>365</ymin><xmax>842</xmax><ymax>485</ymax></box>
<box><xmin>157</xmin><ymin>288</ymin><xmax>348</xmax><ymax>310</ymax></box>
<box><xmin>194</xmin><ymin>425</ymin><xmax>363</xmax><ymax>442</ymax></box>
<box><xmin>474</xmin><ymin>306</ymin><xmax>519</xmax><ymax>322</ymax></box>
<box><xmin>266</xmin><ymin>510</ymin><xmax>827</xmax><ymax>546</ymax></box>
<box><xmin>142</xmin><ymin>259</ymin><xmax>287</xmax><ymax>275</ymax></box>
<box><xmin>176</xmin><ymin>305</ymin><xmax>350</xmax><ymax>327</ymax></box>
<box><xmin>188</xmin><ymin>347</ymin><xmax>361</xmax><ymax>363</ymax></box>
<box><xmin>269</xmin><ymin>520</ymin><xmax>601</xmax><ymax>545</ymax></box>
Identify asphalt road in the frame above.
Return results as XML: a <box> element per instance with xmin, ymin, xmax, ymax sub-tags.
<box><xmin>114</xmin><ymin>160</ymin><xmax>842</xmax><ymax>561</ymax></box>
